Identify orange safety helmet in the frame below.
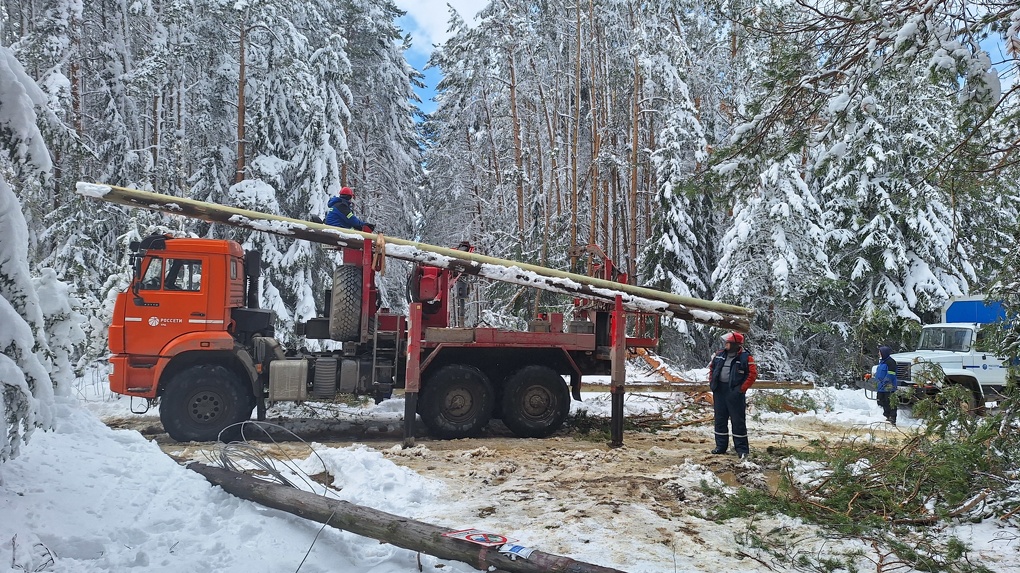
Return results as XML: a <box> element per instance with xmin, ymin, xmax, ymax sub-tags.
<box><xmin>722</xmin><ymin>332</ymin><xmax>745</xmax><ymax>345</ymax></box>
<box><xmin>339</xmin><ymin>186</ymin><xmax>355</xmax><ymax>198</ymax></box>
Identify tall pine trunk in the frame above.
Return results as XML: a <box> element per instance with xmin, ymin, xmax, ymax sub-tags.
<box><xmin>235</xmin><ymin>18</ymin><xmax>247</xmax><ymax>184</ymax></box>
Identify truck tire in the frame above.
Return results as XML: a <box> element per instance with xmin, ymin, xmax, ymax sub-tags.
<box><xmin>500</xmin><ymin>365</ymin><xmax>570</xmax><ymax>438</ymax></box>
<box><xmin>329</xmin><ymin>265</ymin><xmax>362</xmax><ymax>341</ymax></box>
<box><xmin>419</xmin><ymin>364</ymin><xmax>494</xmax><ymax>439</ymax></box>
<box><xmin>160</xmin><ymin>365</ymin><xmax>253</xmax><ymax>442</ymax></box>
<box><xmin>945</xmin><ymin>382</ymin><xmax>982</xmax><ymax>415</ymax></box>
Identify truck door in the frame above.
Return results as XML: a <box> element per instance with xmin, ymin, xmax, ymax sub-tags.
<box><xmin>971</xmin><ymin>326</ymin><xmax>1007</xmax><ymax>386</ymax></box>
<box><xmin>123</xmin><ymin>256</ymin><xmax>210</xmax><ymax>357</ymax></box>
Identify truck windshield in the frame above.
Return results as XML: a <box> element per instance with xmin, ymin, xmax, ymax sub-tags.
<box><xmin>917</xmin><ymin>327</ymin><xmax>973</xmax><ymax>352</ymax></box>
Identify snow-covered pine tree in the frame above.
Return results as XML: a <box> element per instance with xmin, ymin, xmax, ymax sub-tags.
<box><xmin>422</xmin><ymin>4</ymin><xmax>541</xmax><ymax>323</ymax></box>
<box><xmin>422</xmin><ymin>9</ymin><xmax>496</xmax><ymax>252</ymax></box>
<box><xmin>0</xmin><ymin>46</ymin><xmax>60</xmax><ymax>461</ymax></box>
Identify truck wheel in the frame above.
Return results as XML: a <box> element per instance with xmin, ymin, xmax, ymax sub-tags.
<box><xmin>329</xmin><ymin>265</ymin><xmax>362</xmax><ymax>341</ymax></box>
<box><xmin>500</xmin><ymin>365</ymin><xmax>570</xmax><ymax>438</ymax></box>
<box><xmin>953</xmin><ymin>384</ymin><xmax>983</xmax><ymax>415</ymax></box>
<box><xmin>419</xmin><ymin>364</ymin><xmax>494</xmax><ymax>439</ymax></box>
<box><xmin>160</xmin><ymin>365</ymin><xmax>253</xmax><ymax>442</ymax></box>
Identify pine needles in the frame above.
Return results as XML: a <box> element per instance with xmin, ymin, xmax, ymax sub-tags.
<box><xmin>705</xmin><ymin>386</ymin><xmax>1020</xmax><ymax>572</ymax></box>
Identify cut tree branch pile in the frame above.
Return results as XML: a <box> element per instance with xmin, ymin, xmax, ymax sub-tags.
<box><xmin>186</xmin><ymin>461</ymin><xmax>630</xmax><ymax>573</ymax></box>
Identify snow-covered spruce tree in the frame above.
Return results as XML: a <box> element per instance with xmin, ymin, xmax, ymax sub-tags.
<box><xmin>712</xmin><ymin>150</ymin><xmax>833</xmax><ymax>379</ymax></box>
<box><xmin>816</xmin><ymin>71</ymin><xmax>976</xmax><ymax>349</ymax></box>
<box><xmin>232</xmin><ymin>0</ymin><xmax>352</xmax><ymax>339</ymax></box>
<box><xmin>702</xmin><ymin>0</ymin><xmax>1017</xmax><ymax>379</ymax></box>
<box><xmin>0</xmin><ymin>46</ymin><xmax>59</xmax><ymax>461</ymax></box>
<box><xmin>31</xmin><ymin>269</ymin><xmax>86</xmax><ymax>389</ymax></box>
<box><xmin>703</xmin><ymin>16</ymin><xmax>834</xmax><ymax>379</ymax></box>
<box><xmin>640</xmin><ymin>0</ymin><xmax>736</xmax><ymax>361</ymax></box>
<box><xmin>184</xmin><ymin>0</ymin><xmax>240</xmax><ymax>214</ymax></box>
<box><xmin>334</xmin><ymin>0</ymin><xmax>424</xmax><ymax>308</ymax></box>
<box><xmin>740</xmin><ymin>0</ymin><xmax>1016</xmax><ymax>317</ymax></box>
<box><xmin>0</xmin><ymin>178</ymin><xmax>54</xmax><ymax>462</ymax></box>
<box><xmin>13</xmin><ymin>0</ymin><xmax>180</xmax><ymax>351</ymax></box>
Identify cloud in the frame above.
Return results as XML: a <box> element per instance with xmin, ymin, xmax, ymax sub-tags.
<box><xmin>394</xmin><ymin>0</ymin><xmax>482</xmax><ymax>58</ymax></box>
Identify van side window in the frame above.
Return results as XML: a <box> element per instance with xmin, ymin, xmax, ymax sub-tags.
<box><xmin>140</xmin><ymin>258</ymin><xmax>163</xmax><ymax>290</ymax></box>
<box><xmin>164</xmin><ymin>259</ymin><xmax>203</xmax><ymax>291</ymax></box>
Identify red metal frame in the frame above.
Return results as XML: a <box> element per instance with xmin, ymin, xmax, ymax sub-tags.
<box><xmin>573</xmin><ymin>244</ymin><xmax>660</xmax><ymax>349</ymax></box>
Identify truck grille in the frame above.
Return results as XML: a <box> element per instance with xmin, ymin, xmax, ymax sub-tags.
<box><xmin>896</xmin><ymin>363</ymin><xmax>911</xmax><ymax>383</ymax></box>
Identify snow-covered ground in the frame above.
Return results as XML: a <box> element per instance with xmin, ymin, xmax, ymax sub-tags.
<box><xmin>2</xmin><ymin>369</ymin><xmax>1018</xmax><ymax>573</ymax></box>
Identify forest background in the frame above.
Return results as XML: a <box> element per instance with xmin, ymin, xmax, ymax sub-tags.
<box><xmin>2</xmin><ymin>0</ymin><xmax>1020</xmax><ymax>458</ymax></box>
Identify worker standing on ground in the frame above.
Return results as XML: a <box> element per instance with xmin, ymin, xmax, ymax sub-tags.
<box><xmin>874</xmin><ymin>345</ymin><xmax>898</xmax><ymax>426</ymax></box>
<box><xmin>708</xmin><ymin>332</ymin><xmax>758</xmax><ymax>459</ymax></box>
<box><xmin>325</xmin><ymin>186</ymin><xmax>374</xmax><ymax>232</ymax></box>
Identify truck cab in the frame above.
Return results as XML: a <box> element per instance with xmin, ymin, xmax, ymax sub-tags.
<box><xmin>108</xmin><ymin>235</ymin><xmax>248</xmax><ymax>397</ymax></box>
<box><xmin>889</xmin><ymin>297</ymin><xmax>1010</xmax><ymax>408</ymax></box>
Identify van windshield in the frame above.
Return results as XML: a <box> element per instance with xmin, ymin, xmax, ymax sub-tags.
<box><xmin>917</xmin><ymin>327</ymin><xmax>973</xmax><ymax>352</ymax></box>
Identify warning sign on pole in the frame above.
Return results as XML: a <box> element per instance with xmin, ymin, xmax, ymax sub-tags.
<box><xmin>441</xmin><ymin>528</ymin><xmax>515</xmax><ymax>547</ymax></box>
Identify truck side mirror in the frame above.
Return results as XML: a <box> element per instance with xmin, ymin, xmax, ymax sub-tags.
<box><xmin>132</xmin><ymin>286</ymin><xmax>146</xmax><ymax>307</ymax></box>
<box><xmin>129</xmin><ymin>253</ymin><xmax>158</xmax><ymax>307</ymax></box>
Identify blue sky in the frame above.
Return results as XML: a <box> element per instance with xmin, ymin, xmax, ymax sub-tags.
<box><xmin>394</xmin><ymin>1</ymin><xmax>482</xmax><ymax>115</ymax></box>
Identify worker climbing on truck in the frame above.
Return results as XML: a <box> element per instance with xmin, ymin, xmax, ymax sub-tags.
<box><xmin>326</xmin><ymin>186</ymin><xmax>375</xmax><ymax>232</ymax></box>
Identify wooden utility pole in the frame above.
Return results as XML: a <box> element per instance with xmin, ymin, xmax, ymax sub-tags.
<box><xmin>187</xmin><ymin>461</ymin><xmax>630</xmax><ymax>573</ymax></box>
<box><xmin>76</xmin><ymin>183</ymin><xmax>756</xmax><ymax>331</ymax></box>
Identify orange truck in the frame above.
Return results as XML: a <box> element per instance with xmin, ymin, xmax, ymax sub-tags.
<box><xmin>108</xmin><ymin>233</ymin><xmax>660</xmax><ymax>442</ymax></box>
<box><xmin>84</xmin><ymin>183</ymin><xmax>752</xmax><ymax>443</ymax></box>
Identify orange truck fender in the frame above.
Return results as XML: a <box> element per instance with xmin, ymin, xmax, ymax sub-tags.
<box><xmin>110</xmin><ymin>332</ymin><xmax>259</xmax><ymax>399</ymax></box>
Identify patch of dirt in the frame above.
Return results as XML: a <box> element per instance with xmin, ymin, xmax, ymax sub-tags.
<box><xmin>116</xmin><ymin>409</ymin><xmax>898</xmax><ymax>516</ymax></box>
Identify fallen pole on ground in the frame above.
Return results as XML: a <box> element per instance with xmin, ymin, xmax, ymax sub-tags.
<box><xmin>186</xmin><ymin>461</ymin><xmax>630</xmax><ymax>573</ymax></box>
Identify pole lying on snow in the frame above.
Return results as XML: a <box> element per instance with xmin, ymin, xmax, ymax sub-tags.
<box><xmin>76</xmin><ymin>182</ymin><xmax>754</xmax><ymax>332</ymax></box>
<box><xmin>186</xmin><ymin>461</ymin><xmax>630</xmax><ymax>573</ymax></box>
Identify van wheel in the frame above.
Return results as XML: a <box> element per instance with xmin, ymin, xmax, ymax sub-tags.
<box><xmin>329</xmin><ymin>265</ymin><xmax>362</xmax><ymax>341</ymax></box>
<box><xmin>419</xmin><ymin>364</ymin><xmax>494</xmax><ymax>439</ymax></box>
<box><xmin>500</xmin><ymin>365</ymin><xmax>570</xmax><ymax>438</ymax></box>
<box><xmin>160</xmin><ymin>365</ymin><xmax>253</xmax><ymax>442</ymax></box>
